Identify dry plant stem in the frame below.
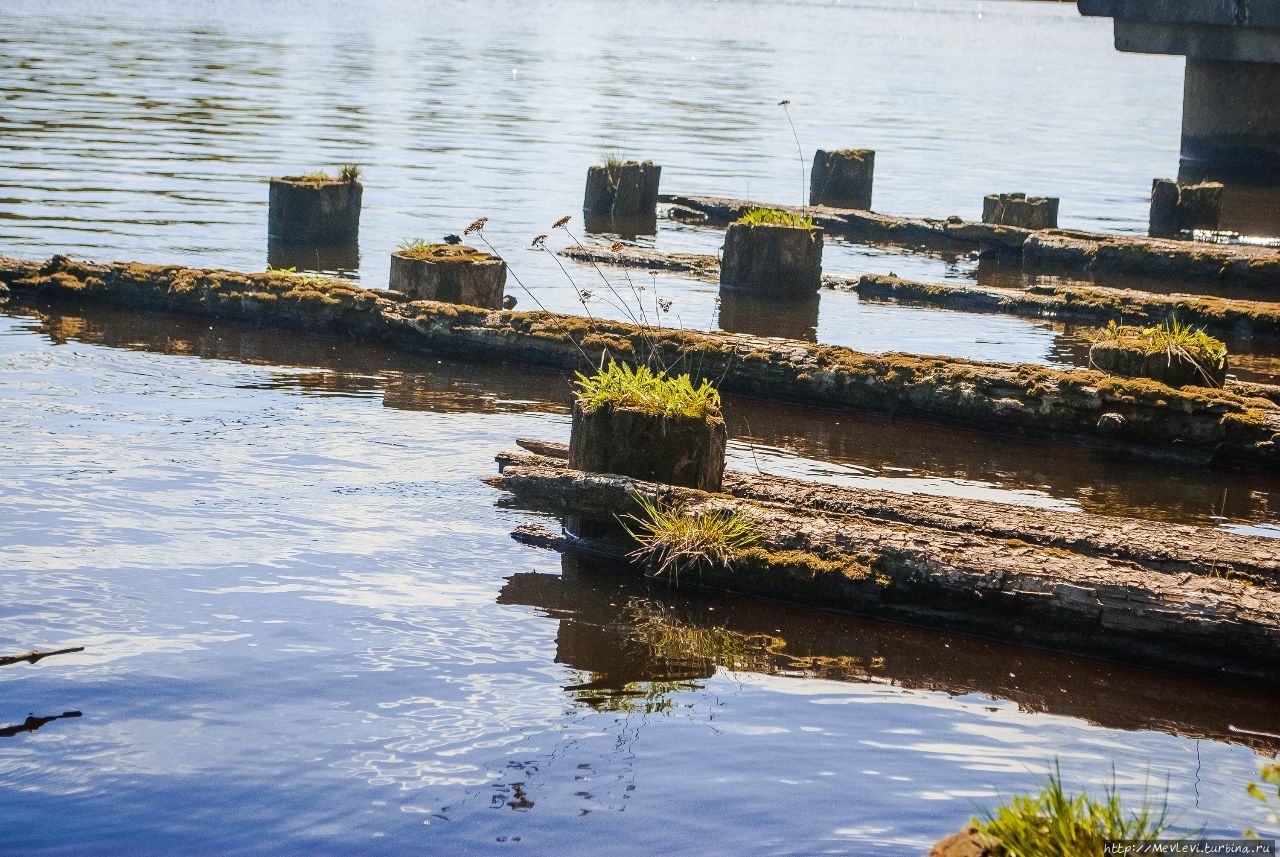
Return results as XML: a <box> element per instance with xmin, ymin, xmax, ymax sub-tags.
<box><xmin>563</xmin><ymin>226</ymin><xmax>653</xmax><ymax>329</ymax></box>
<box><xmin>472</xmin><ymin>231</ymin><xmax>595</xmax><ymax>366</ymax></box>
<box><xmin>781</xmin><ymin>102</ymin><xmax>806</xmax><ymax>214</ymax></box>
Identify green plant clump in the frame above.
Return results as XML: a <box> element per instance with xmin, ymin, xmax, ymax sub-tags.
<box><xmin>574</xmin><ymin>361</ymin><xmax>721</xmax><ymax>420</ymax></box>
<box><xmin>737</xmin><ymin>207</ymin><xmax>814</xmax><ymax>229</ymax></box>
<box><xmin>620</xmin><ymin>490</ymin><xmax>761</xmax><ymax>580</ymax></box>
<box><xmin>298</xmin><ymin>170</ymin><xmax>332</xmax><ymax>182</ymax></box>
<box><xmin>1245</xmin><ymin>764</ymin><xmax>1280</xmax><ymax>840</ymax></box>
<box><xmin>976</xmin><ymin>767</ymin><xmax>1175</xmax><ymax>856</ymax></box>
<box><xmin>1090</xmin><ymin>318</ymin><xmax>1227</xmax><ymax>368</ymax></box>
<box><xmin>396</xmin><ymin>239</ymin><xmax>492</xmax><ymax>263</ymax></box>
<box><xmin>338</xmin><ymin>163</ymin><xmax>360</xmax><ymax>182</ymax></box>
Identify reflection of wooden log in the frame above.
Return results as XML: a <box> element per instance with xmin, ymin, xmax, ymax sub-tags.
<box><xmin>491</xmin><ymin>452</ymin><xmax>1280</xmax><ymax>681</ymax></box>
<box><xmin>0</xmin><ymin>646</ymin><xmax>84</xmax><ymax>667</ymax></box>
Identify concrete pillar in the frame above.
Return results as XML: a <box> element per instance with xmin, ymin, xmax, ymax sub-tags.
<box><xmin>1182</xmin><ymin>58</ymin><xmax>1280</xmax><ymax>179</ymax></box>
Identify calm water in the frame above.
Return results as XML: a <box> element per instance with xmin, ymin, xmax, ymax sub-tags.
<box><xmin>3</xmin><ymin>0</ymin><xmax>1280</xmax><ymax>852</ymax></box>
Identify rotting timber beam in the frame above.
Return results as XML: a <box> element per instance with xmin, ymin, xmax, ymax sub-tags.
<box><xmin>489</xmin><ymin>451</ymin><xmax>1280</xmax><ymax>683</ymax></box>
<box><xmin>658</xmin><ymin>194</ymin><xmax>1280</xmax><ymax>287</ymax></box>
<box><xmin>561</xmin><ymin>243</ymin><xmax>1280</xmax><ymax>341</ymax></box>
<box><xmin>4</xmin><ymin>254</ymin><xmax>1280</xmax><ymax>472</ymax></box>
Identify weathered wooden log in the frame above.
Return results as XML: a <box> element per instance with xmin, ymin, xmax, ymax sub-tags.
<box><xmin>810</xmin><ymin>149</ymin><xmax>875</xmax><ymax>210</ymax></box>
<box><xmin>561</xmin><ymin>243</ymin><xmax>1280</xmax><ymax>342</ymax></box>
<box><xmin>490</xmin><ymin>456</ymin><xmax>1280</xmax><ymax>682</ymax></box>
<box><xmin>662</xmin><ymin>193</ymin><xmax>1280</xmax><ymax>287</ymax></box>
<box><xmin>982</xmin><ymin>192</ymin><xmax>1059</xmax><ymax>230</ymax></box>
<box><xmin>7</xmin><ymin>255</ymin><xmax>1280</xmax><ymax>471</ymax></box>
<box><xmin>267</xmin><ymin>176</ymin><xmax>362</xmax><ymax>244</ymax></box>
<box><xmin>720</xmin><ymin>222</ymin><xmax>823</xmax><ymax>295</ymax></box>
<box><xmin>1150</xmin><ymin>178</ymin><xmax>1224</xmax><ymax>238</ymax></box>
<box><xmin>568</xmin><ymin>400</ymin><xmax>726</xmax><ymax>491</ymax></box>
<box><xmin>388</xmin><ymin>244</ymin><xmax>507</xmax><ymax>309</ymax></box>
<box><xmin>503</xmin><ymin>441</ymin><xmax>1280</xmax><ymax>584</ymax></box>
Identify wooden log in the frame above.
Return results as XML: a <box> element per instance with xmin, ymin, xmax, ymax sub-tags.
<box><xmin>720</xmin><ymin>222</ymin><xmax>823</xmax><ymax>295</ymax></box>
<box><xmin>661</xmin><ymin>192</ymin><xmax>1280</xmax><ymax>287</ymax></box>
<box><xmin>568</xmin><ymin>400</ymin><xmax>726</xmax><ymax>491</ymax></box>
<box><xmin>388</xmin><ymin>245</ymin><xmax>507</xmax><ymax>309</ymax></box>
<box><xmin>503</xmin><ymin>441</ymin><xmax>1280</xmax><ymax>585</ymax></box>
<box><xmin>6</xmin><ymin>255</ymin><xmax>1280</xmax><ymax>472</ymax></box>
<box><xmin>267</xmin><ymin>176</ymin><xmax>362</xmax><ymax>244</ymax></box>
<box><xmin>490</xmin><ymin>457</ymin><xmax>1280</xmax><ymax>682</ymax></box>
<box><xmin>810</xmin><ymin>149</ymin><xmax>875</xmax><ymax>210</ymax></box>
<box><xmin>560</xmin><ymin>243</ymin><xmax>1280</xmax><ymax>342</ymax></box>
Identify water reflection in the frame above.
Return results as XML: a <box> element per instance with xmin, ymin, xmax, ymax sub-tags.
<box><xmin>717</xmin><ymin>290</ymin><xmax>819</xmax><ymax>342</ymax></box>
<box><xmin>500</xmin><ymin>555</ymin><xmax>1280</xmax><ymax>755</ymax></box>
<box><xmin>266</xmin><ymin>239</ymin><xmax>360</xmax><ymax>279</ymax></box>
<box><xmin>7</xmin><ymin>298</ymin><xmax>1280</xmax><ymax>528</ymax></box>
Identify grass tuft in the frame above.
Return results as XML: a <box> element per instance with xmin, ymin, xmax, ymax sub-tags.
<box><xmin>619</xmin><ymin>490</ymin><xmax>761</xmax><ymax>581</ymax></box>
<box><xmin>1090</xmin><ymin>317</ymin><xmax>1227</xmax><ymax>367</ymax></box>
<box><xmin>338</xmin><ymin>163</ymin><xmax>360</xmax><ymax>182</ymax></box>
<box><xmin>737</xmin><ymin>207</ymin><xmax>814</xmax><ymax>229</ymax></box>
<box><xmin>976</xmin><ymin>765</ymin><xmax>1176</xmax><ymax>856</ymax></box>
<box><xmin>298</xmin><ymin>170</ymin><xmax>332</xmax><ymax>182</ymax></box>
<box><xmin>574</xmin><ymin>361</ymin><xmax>721</xmax><ymax>420</ymax></box>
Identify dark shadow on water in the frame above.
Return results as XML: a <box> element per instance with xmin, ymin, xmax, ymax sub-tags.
<box><xmin>582</xmin><ymin>211</ymin><xmax>658</xmax><ymax>240</ymax></box>
<box><xmin>499</xmin><ymin>554</ymin><xmax>1280</xmax><ymax>754</ymax></box>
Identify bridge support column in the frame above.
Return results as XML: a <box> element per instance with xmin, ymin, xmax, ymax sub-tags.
<box><xmin>1182</xmin><ymin>58</ymin><xmax>1280</xmax><ymax>179</ymax></box>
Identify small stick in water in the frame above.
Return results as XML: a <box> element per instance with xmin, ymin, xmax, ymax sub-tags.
<box><xmin>0</xmin><ymin>646</ymin><xmax>85</xmax><ymax>667</ymax></box>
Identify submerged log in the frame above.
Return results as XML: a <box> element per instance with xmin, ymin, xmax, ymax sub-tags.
<box><xmin>661</xmin><ymin>193</ymin><xmax>1280</xmax><ymax>287</ymax></box>
<box><xmin>561</xmin><ymin>243</ymin><xmax>1280</xmax><ymax>341</ymax></box>
<box><xmin>6</xmin><ymin>254</ymin><xmax>1280</xmax><ymax>472</ymax></box>
<box><xmin>490</xmin><ymin>453</ymin><xmax>1280</xmax><ymax>682</ymax></box>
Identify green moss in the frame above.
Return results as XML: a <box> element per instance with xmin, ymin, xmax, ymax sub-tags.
<box><xmin>736</xmin><ymin>207</ymin><xmax>815</xmax><ymax>229</ymax></box>
<box><xmin>733</xmin><ymin>546</ymin><xmax>872</xmax><ymax>582</ymax></box>
<box><xmin>395</xmin><ymin>240</ymin><xmax>497</xmax><ymax>264</ymax></box>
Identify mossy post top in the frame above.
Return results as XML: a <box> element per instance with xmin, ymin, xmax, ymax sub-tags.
<box><xmin>392</xmin><ymin>243</ymin><xmax>502</xmax><ymax>265</ymax></box>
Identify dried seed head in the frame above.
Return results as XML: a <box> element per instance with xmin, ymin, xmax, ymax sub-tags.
<box><xmin>552</xmin><ymin>215</ymin><xmax>572</xmax><ymax>229</ymax></box>
<box><xmin>647</xmin><ymin>269</ymin><xmax>660</xmax><ymax>276</ymax></box>
<box><xmin>609</xmin><ymin>242</ymin><xmax>625</xmax><ymax>252</ymax></box>
<box><xmin>658</xmin><ymin>298</ymin><xmax>672</xmax><ymax>312</ymax></box>
<box><xmin>531</xmin><ymin>234</ymin><xmax>548</xmax><ymax>248</ymax></box>
<box><xmin>464</xmin><ymin>217</ymin><xmax>488</xmax><ymax>235</ymax></box>
<box><xmin>778</xmin><ymin>99</ymin><xmax>791</xmax><ymax>107</ymax></box>
<box><xmin>579</xmin><ymin>290</ymin><xmax>592</xmax><ymax>302</ymax></box>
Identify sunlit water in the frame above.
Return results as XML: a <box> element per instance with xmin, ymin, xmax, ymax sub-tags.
<box><xmin>3</xmin><ymin>0</ymin><xmax>1280</xmax><ymax>852</ymax></box>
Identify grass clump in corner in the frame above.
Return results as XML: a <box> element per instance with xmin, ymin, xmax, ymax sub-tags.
<box><xmin>338</xmin><ymin>163</ymin><xmax>360</xmax><ymax>182</ymax></box>
<box><xmin>1245</xmin><ymin>764</ymin><xmax>1280</xmax><ymax>841</ymax></box>
<box><xmin>737</xmin><ymin>206</ymin><xmax>814</xmax><ymax>229</ymax></box>
<box><xmin>1090</xmin><ymin>318</ymin><xmax>1227</xmax><ymax>368</ymax></box>
<box><xmin>620</xmin><ymin>490</ymin><xmax>760</xmax><ymax>581</ymax></box>
<box><xmin>975</xmin><ymin>766</ymin><xmax>1175</xmax><ymax>856</ymax></box>
<box><xmin>575</xmin><ymin>361</ymin><xmax>721</xmax><ymax>420</ymax></box>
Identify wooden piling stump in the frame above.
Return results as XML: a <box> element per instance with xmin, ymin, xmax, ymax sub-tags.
<box><xmin>720</xmin><ymin>218</ymin><xmax>824</xmax><ymax>296</ymax></box>
<box><xmin>1089</xmin><ymin>324</ymin><xmax>1228</xmax><ymax>388</ymax></box>
<box><xmin>1149</xmin><ymin>178</ymin><xmax>1224</xmax><ymax>238</ymax></box>
<box><xmin>388</xmin><ymin>244</ymin><xmax>507</xmax><ymax>309</ymax></box>
<box><xmin>268</xmin><ymin>176</ymin><xmax>362</xmax><ymax>244</ymax></box>
<box><xmin>568</xmin><ymin>401</ymin><xmax>726</xmax><ymax>492</ymax></box>
<box><xmin>583</xmin><ymin>161</ymin><xmax>662</xmax><ymax>222</ymax></box>
<box><xmin>981</xmin><ymin>192</ymin><xmax>1059</xmax><ymax>230</ymax></box>
<box><xmin>809</xmin><ymin>149</ymin><xmax>875</xmax><ymax>210</ymax></box>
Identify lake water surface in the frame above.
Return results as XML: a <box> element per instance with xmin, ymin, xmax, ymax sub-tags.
<box><xmin>3</xmin><ymin>0</ymin><xmax>1280</xmax><ymax>852</ymax></box>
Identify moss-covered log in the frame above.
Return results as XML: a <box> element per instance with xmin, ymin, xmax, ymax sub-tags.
<box><xmin>490</xmin><ymin>452</ymin><xmax>1280</xmax><ymax>682</ymax></box>
<box><xmin>661</xmin><ymin>193</ymin><xmax>1280</xmax><ymax>287</ymax></box>
<box><xmin>562</xmin><ymin>243</ymin><xmax>1280</xmax><ymax>341</ymax></box>
<box><xmin>5</xmin><ymin>254</ymin><xmax>1280</xmax><ymax>471</ymax></box>
<box><xmin>501</xmin><ymin>441</ymin><xmax>1280</xmax><ymax>585</ymax></box>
